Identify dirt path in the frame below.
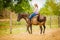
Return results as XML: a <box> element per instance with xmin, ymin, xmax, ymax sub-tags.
<box><xmin>0</xmin><ymin>28</ymin><xmax>60</xmax><ymax>40</ymax></box>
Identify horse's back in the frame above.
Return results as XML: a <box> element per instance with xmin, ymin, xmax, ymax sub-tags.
<box><xmin>31</xmin><ymin>15</ymin><xmax>38</xmax><ymax>25</ymax></box>
<box><xmin>31</xmin><ymin>15</ymin><xmax>46</xmax><ymax>25</ymax></box>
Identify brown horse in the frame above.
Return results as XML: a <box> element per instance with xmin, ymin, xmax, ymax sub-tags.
<box><xmin>17</xmin><ymin>13</ymin><xmax>46</xmax><ymax>34</ymax></box>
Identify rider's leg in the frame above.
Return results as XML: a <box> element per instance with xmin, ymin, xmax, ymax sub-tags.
<box><xmin>29</xmin><ymin>13</ymin><xmax>36</xmax><ymax>24</ymax></box>
<box><xmin>29</xmin><ymin>13</ymin><xmax>36</xmax><ymax>20</ymax></box>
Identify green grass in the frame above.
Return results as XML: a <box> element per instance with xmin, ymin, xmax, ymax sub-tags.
<box><xmin>0</xmin><ymin>21</ymin><xmax>9</xmax><ymax>26</ymax></box>
<box><xmin>0</xmin><ymin>25</ymin><xmax>26</xmax><ymax>36</ymax></box>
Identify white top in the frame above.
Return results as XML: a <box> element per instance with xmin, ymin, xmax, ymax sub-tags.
<box><xmin>33</xmin><ymin>7</ymin><xmax>39</xmax><ymax>14</ymax></box>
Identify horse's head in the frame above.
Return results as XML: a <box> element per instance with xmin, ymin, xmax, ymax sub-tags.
<box><xmin>17</xmin><ymin>14</ymin><xmax>22</xmax><ymax>22</ymax></box>
<box><xmin>17</xmin><ymin>13</ymin><xmax>30</xmax><ymax>22</ymax></box>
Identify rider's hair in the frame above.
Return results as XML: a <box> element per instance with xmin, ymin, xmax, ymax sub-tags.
<box><xmin>34</xmin><ymin>4</ymin><xmax>38</xmax><ymax>8</ymax></box>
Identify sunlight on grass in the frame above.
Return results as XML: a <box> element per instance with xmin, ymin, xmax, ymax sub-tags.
<box><xmin>0</xmin><ymin>21</ymin><xmax>9</xmax><ymax>26</ymax></box>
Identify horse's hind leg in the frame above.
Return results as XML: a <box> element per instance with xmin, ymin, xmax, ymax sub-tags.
<box><xmin>43</xmin><ymin>24</ymin><xmax>46</xmax><ymax>34</ymax></box>
<box><xmin>40</xmin><ymin>26</ymin><xmax>43</xmax><ymax>34</ymax></box>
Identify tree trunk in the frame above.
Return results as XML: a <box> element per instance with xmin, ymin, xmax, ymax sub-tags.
<box><xmin>10</xmin><ymin>12</ymin><xmax>12</xmax><ymax>34</ymax></box>
<box><xmin>50</xmin><ymin>16</ymin><xmax>51</xmax><ymax>28</ymax></box>
<box><xmin>58</xmin><ymin>16</ymin><xmax>60</xmax><ymax>27</ymax></box>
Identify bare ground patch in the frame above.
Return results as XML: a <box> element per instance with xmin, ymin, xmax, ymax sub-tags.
<box><xmin>0</xmin><ymin>28</ymin><xmax>60</xmax><ymax>40</ymax></box>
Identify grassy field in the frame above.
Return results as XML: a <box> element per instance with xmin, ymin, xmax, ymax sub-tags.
<box><xmin>0</xmin><ymin>16</ymin><xmax>59</xmax><ymax>36</ymax></box>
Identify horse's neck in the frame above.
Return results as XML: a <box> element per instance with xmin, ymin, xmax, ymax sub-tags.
<box><xmin>23</xmin><ymin>17</ymin><xmax>29</xmax><ymax>23</ymax></box>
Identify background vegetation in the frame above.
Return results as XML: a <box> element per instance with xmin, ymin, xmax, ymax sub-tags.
<box><xmin>0</xmin><ymin>0</ymin><xmax>60</xmax><ymax>35</ymax></box>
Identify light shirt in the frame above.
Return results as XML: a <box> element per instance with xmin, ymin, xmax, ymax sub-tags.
<box><xmin>33</xmin><ymin>7</ymin><xmax>39</xmax><ymax>14</ymax></box>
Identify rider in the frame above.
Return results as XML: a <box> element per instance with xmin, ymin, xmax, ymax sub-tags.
<box><xmin>29</xmin><ymin>4</ymin><xmax>39</xmax><ymax>20</ymax></box>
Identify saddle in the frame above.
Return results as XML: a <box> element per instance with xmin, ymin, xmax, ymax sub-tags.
<box><xmin>29</xmin><ymin>14</ymin><xmax>46</xmax><ymax>25</ymax></box>
<box><xmin>33</xmin><ymin>14</ymin><xmax>46</xmax><ymax>22</ymax></box>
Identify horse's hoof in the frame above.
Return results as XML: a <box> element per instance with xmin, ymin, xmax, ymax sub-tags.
<box><xmin>30</xmin><ymin>33</ymin><xmax>32</xmax><ymax>34</ymax></box>
<box><xmin>43</xmin><ymin>31</ymin><xmax>45</xmax><ymax>34</ymax></box>
<box><xmin>30</xmin><ymin>32</ymin><xmax>32</xmax><ymax>34</ymax></box>
<box><xmin>40</xmin><ymin>32</ymin><xmax>42</xmax><ymax>34</ymax></box>
<box><xmin>28</xmin><ymin>32</ymin><xmax>32</xmax><ymax>34</ymax></box>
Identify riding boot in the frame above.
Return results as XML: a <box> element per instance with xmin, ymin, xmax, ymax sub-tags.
<box><xmin>28</xmin><ymin>18</ymin><xmax>31</xmax><ymax>24</ymax></box>
<box><xmin>30</xmin><ymin>19</ymin><xmax>31</xmax><ymax>24</ymax></box>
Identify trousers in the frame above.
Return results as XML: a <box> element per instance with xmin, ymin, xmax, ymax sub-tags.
<box><xmin>29</xmin><ymin>13</ymin><xmax>37</xmax><ymax>19</ymax></box>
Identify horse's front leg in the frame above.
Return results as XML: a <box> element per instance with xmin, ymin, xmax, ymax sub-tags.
<box><xmin>27</xmin><ymin>24</ymin><xmax>30</xmax><ymax>34</ymax></box>
<box><xmin>30</xmin><ymin>25</ymin><xmax>32</xmax><ymax>34</ymax></box>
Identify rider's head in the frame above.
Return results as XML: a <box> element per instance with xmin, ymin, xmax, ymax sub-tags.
<box><xmin>34</xmin><ymin>4</ymin><xmax>38</xmax><ymax>8</ymax></box>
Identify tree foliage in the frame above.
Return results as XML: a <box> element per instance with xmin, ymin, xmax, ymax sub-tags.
<box><xmin>0</xmin><ymin>0</ymin><xmax>3</xmax><ymax>11</ymax></box>
<box><xmin>0</xmin><ymin>0</ymin><xmax>12</xmax><ymax>10</ymax></box>
<box><xmin>0</xmin><ymin>0</ymin><xmax>12</xmax><ymax>18</ymax></box>
<box><xmin>39</xmin><ymin>0</ymin><xmax>60</xmax><ymax>16</ymax></box>
<box><xmin>0</xmin><ymin>0</ymin><xmax>32</xmax><ymax>14</ymax></box>
<box><xmin>12</xmin><ymin>0</ymin><xmax>33</xmax><ymax>13</ymax></box>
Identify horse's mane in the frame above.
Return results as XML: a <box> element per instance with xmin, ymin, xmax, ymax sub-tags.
<box><xmin>18</xmin><ymin>13</ymin><xmax>30</xmax><ymax>18</ymax></box>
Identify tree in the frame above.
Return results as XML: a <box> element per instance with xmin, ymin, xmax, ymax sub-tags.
<box><xmin>39</xmin><ymin>0</ymin><xmax>60</xmax><ymax>28</ymax></box>
<box><xmin>12</xmin><ymin>0</ymin><xmax>33</xmax><ymax>14</ymax></box>
<box><xmin>0</xmin><ymin>0</ymin><xmax>13</xmax><ymax>34</ymax></box>
<box><xmin>56</xmin><ymin>2</ymin><xmax>60</xmax><ymax>27</ymax></box>
<box><xmin>0</xmin><ymin>0</ymin><xmax>32</xmax><ymax>34</ymax></box>
<box><xmin>0</xmin><ymin>0</ymin><xmax>3</xmax><ymax>18</ymax></box>
<box><xmin>0</xmin><ymin>0</ymin><xmax>12</xmax><ymax>18</ymax></box>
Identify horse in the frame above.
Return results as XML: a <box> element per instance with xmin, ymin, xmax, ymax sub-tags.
<box><xmin>17</xmin><ymin>13</ymin><xmax>46</xmax><ymax>34</ymax></box>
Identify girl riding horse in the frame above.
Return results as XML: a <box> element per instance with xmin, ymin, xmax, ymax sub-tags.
<box><xmin>29</xmin><ymin>4</ymin><xmax>39</xmax><ymax>21</ymax></box>
<box><xmin>17</xmin><ymin>4</ymin><xmax>46</xmax><ymax>34</ymax></box>
<box><xmin>17</xmin><ymin>13</ymin><xmax>46</xmax><ymax>34</ymax></box>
